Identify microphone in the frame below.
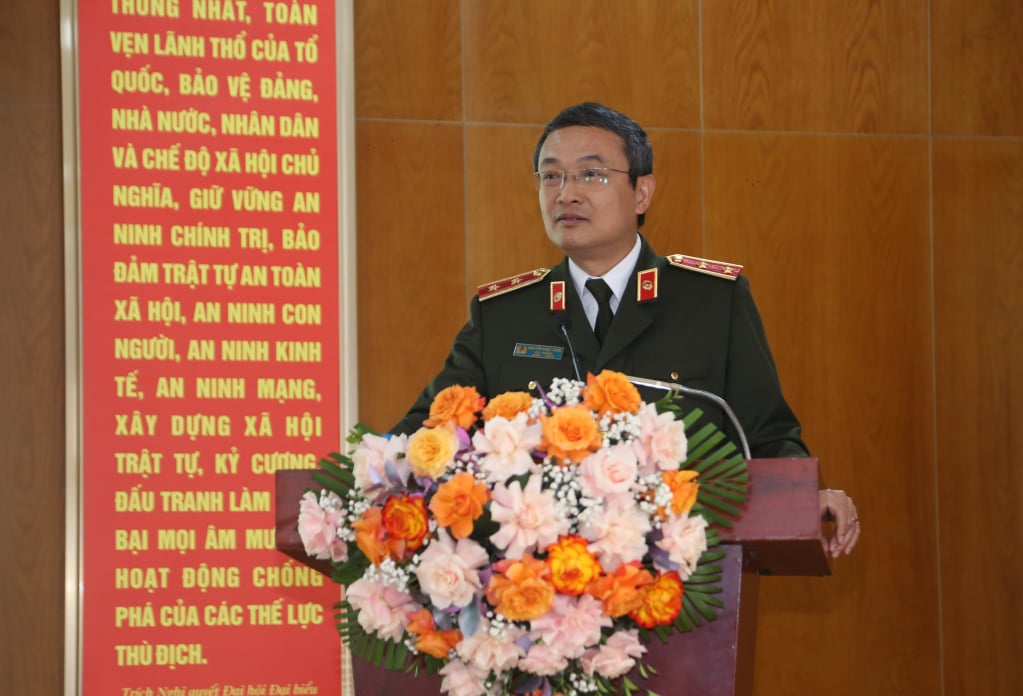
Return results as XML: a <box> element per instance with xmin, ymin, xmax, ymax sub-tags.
<box><xmin>555</xmin><ymin>311</ymin><xmax>584</xmax><ymax>382</ymax></box>
<box><xmin>624</xmin><ymin>375</ymin><xmax>751</xmax><ymax>460</ymax></box>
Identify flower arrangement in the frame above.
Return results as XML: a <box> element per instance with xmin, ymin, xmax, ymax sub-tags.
<box><xmin>297</xmin><ymin>370</ymin><xmax>748</xmax><ymax>696</ymax></box>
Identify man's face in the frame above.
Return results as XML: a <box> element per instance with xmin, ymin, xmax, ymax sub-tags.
<box><xmin>536</xmin><ymin>126</ymin><xmax>654</xmax><ymax>273</ymax></box>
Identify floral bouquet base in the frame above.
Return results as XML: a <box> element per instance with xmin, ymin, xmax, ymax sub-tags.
<box><xmin>298</xmin><ymin>371</ymin><xmax>749</xmax><ymax>696</ymax></box>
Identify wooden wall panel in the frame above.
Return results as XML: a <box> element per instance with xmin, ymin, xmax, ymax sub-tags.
<box><xmin>0</xmin><ymin>0</ymin><xmax>64</xmax><ymax>693</ymax></box>
<box><xmin>464</xmin><ymin>124</ymin><xmax>558</xmax><ymax>290</ymax></box>
<box><xmin>0</xmin><ymin>104</ymin><xmax>66</xmax><ymax>696</ymax></box>
<box><xmin>637</xmin><ymin>129</ymin><xmax>703</xmax><ymax>255</ymax></box>
<box><xmin>932</xmin><ymin>0</ymin><xmax>1023</xmax><ymax>136</ymax></box>
<box><xmin>934</xmin><ymin>139</ymin><xmax>1023</xmax><ymax>696</ymax></box>
<box><xmin>354</xmin><ymin>0</ymin><xmax>462</xmax><ymax>120</ymax></box>
<box><xmin>355</xmin><ymin>121</ymin><xmax>467</xmax><ymax>430</ymax></box>
<box><xmin>703</xmin><ymin>0</ymin><xmax>928</xmax><ymax>133</ymax></box>
<box><xmin>0</xmin><ymin>0</ymin><xmax>60</xmax><ymax>103</ymax></box>
<box><xmin>705</xmin><ymin>133</ymin><xmax>939</xmax><ymax>695</ymax></box>
<box><xmin>462</xmin><ymin>0</ymin><xmax>700</xmax><ymax>128</ymax></box>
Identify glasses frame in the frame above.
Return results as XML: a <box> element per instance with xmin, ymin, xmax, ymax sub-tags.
<box><xmin>533</xmin><ymin>166</ymin><xmax>630</xmax><ymax>190</ymax></box>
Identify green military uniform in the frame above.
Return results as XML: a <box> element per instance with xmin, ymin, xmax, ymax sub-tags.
<box><xmin>392</xmin><ymin>238</ymin><xmax>807</xmax><ymax>458</ymax></box>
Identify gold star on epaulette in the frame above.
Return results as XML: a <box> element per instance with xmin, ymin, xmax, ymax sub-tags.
<box><xmin>666</xmin><ymin>254</ymin><xmax>743</xmax><ymax>281</ymax></box>
<box><xmin>478</xmin><ymin>267</ymin><xmax>551</xmax><ymax>301</ymax></box>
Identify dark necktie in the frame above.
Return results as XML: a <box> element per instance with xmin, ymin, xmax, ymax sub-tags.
<box><xmin>585</xmin><ymin>278</ymin><xmax>614</xmax><ymax>345</ymax></box>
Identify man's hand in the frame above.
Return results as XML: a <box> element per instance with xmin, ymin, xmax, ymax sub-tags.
<box><xmin>819</xmin><ymin>488</ymin><xmax>860</xmax><ymax>558</ymax></box>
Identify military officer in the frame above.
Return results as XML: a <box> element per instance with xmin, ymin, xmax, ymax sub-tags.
<box><xmin>392</xmin><ymin>102</ymin><xmax>860</xmax><ymax>557</ymax></box>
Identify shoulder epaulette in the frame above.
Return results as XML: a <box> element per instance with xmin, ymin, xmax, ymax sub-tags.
<box><xmin>478</xmin><ymin>267</ymin><xmax>551</xmax><ymax>301</ymax></box>
<box><xmin>666</xmin><ymin>254</ymin><xmax>743</xmax><ymax>281</ymax></box>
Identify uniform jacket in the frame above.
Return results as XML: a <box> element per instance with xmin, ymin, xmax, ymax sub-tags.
<box><xmin>392</xmin><ymin>238</ymin><xmax>808</xmax><ymax>458</ymax></box>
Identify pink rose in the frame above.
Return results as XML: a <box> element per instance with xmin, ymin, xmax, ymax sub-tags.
<box><xmin>457</xmin><ymin>618</ymin><xmax>525</xmax><ymax>673</ymax></box>
<box><xmin>578</xmin><ymin>443</ymin><xmax>640</xmax><ymax>497</ymax></box>
<box><xmin>297</xmin><ymin>490</ymin><xmax>349</xmax><ymax>563</ymax></box>
<box><xmin>489</xmin><ymin>475</ymin><xmax>569</xmax><ymax>559</ymax></box>
<box><xmin>414</xmin><ymin>530</ymin><xmax>490</xmax><ymax>609</ymax></box>
<box><xmin>529</xmin><ymin>594</ymin><xmax>610</xmax><ymax>659</ymax></box>
<box><xmin>579</xmin><ymin>494</ymin><xmax>651</xmax><ymax>571</ymax></box>
<box><xmin>519</xmin><ymin>642</ymin><xmax>569</xmax><ymax>676</ymax></box>
<box><xmin>633</xmin><ymin>403</ymin><xmax>688</xmax><ymax>476</ymax></box>
<box><xmin>345</xmin><ymin>576</ymin><xmax>418</xmax><ymax>641</ymax></box>
<box><xmin>438</xmin><ymin>659</ymin><xmax>488</xmax><ymax>696</ymax></box>
<box><xmin>655</xmin><ymin>513</ymin><xmax>708</xmax><ymax>579</ymax></box>
<box><xmin>582</xmin><ymin>629</ymin><xmax>646</xmax><ymax>679</ymax></box>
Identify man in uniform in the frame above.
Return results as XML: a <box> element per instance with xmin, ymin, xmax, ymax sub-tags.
<box><xmin>392</xmin><ymin>102</ymin><xmax>859</xmax><ymax>557</ymax></box>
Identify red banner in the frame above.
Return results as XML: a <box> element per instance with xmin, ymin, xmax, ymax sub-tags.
<box><xmin>76</xmin><ymin>1</ymin><xmax>344</xmax><ymax>693</ymax></box>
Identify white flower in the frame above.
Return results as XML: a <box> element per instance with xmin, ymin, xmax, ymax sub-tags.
<box><xmin>472</xmin><ymin>413</ymin><xmax>542</xmax><ymax>483</ymax></box>
<box><xmin>414</xmin><ymin>529</ymin><xmax>489</xmax><ymax>609</ymax></box>
<box><xmin>351</xmin><ymin>432</ymin><xmax>409</xmax><ymax>492</ymax></box>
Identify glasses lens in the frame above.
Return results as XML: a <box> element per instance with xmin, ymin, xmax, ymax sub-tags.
<box><xmin>536</xmin><ymin>170</ymin><xmax>562</xmax><ymax>188</ymax></box>
<box><xmin>535</xmin><ymin>168</ymin><xmax>615</xmax><ymax>188</ymax></box>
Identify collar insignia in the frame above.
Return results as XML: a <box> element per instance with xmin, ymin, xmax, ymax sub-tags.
<box><xmin>636</xmin><ymin>267</ymin><xmax>658</xmax><ymax>302</ymax></box>
<box><xmin>549</xmin><ymin>280</ymin><xmax>566</xmax><ymax>311</ymax></box>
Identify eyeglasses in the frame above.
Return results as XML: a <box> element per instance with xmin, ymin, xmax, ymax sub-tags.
<box><xmin>534</xmin><ymin>167</ymin><xmax>630</xmax><ymax>189</ymax></box>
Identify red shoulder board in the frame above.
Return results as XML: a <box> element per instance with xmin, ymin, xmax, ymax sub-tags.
<box><xmin>666</xmin><ymin>254</ymin><xmax>743</xmax><ymax>281</ymax></box>
<box><xmin>478</xmin><ymin>267</ymin><xmax>551</xmax><ymax>301</ymax></box>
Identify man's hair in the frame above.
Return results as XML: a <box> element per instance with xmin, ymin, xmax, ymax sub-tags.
<box><xmin>532</xmin><ymin>102</ymin><xmax>653</xmax><ymax>227</ymax></box>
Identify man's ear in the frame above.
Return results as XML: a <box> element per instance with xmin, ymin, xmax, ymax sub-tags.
<box><xmin>634</xmin><ymin>174</ymin><xmax>656</xmax><ymax>214</ymax></box>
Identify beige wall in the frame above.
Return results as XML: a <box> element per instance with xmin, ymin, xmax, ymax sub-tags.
<box><xmin>3</xmin><ymin>1</ymin><xmax>1020</xmax><ymax>694</ymax></box>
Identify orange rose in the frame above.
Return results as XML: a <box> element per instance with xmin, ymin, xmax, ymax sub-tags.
<box><xmin>352</xmin><ymin>506</ymin><xmax>405</xmax><ymax>565</ymax></box>
<box><xmin>382</xmin><ymin>494</ymin><xmax>430</xmax><ymax>553</ymax></box>
<box><xmin>629</xmin><ymin>571</ymin><xmax>684</xmax><ymax>629</ymax></box>
<box><xmin>583</xmin><ymin>370</ymin><xmax>641</xmax><ymax>418</ymax></box>
<box><xmin>406</xmin><ymin>425</ymin><xmax>458</xmax><ymax>479</ymax></box>
<box><xmin>485</xmin><ymin>555</ymin><xmax>556</xmax><ymax>621</ymax></box>
<box><xmin>546</xmin><ymin>535</ymin><xmax>602</xmax><ymax>596</ymax></box>
<box><xmin>586</xmin><ymin>562</ymin><xmax>655</xmax><ymax>618</ymax></box>
<box><xmin>661</xmin><ymin>469</ymin><xmax>700</xmax><ymax>517</ymax></box>
<box><xmin>424</xmin><ymin>385</ymin><xmax>485</xmax><ymax>429</ymax></box>
<box><xmin>482</xmin><ymin>391</ymin><xmax>534</xmax><ymax>422</ymax></box>
<box><xmin>430</xmin><ymin>471</ymin><xmax>489</xmax><ymax>539</ymax></box>
<box><xmin>540</xmin><ymin>405</ymin><xmax>603</xmax><ymax>464</ymax></box>
<box><xmin>406</xmin><ymin>608</ymin><xmax>462</xmax><ymax>659</ymax></box>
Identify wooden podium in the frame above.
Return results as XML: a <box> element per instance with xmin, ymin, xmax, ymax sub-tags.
<box><xmin>275</xmin><ymin>458</ymin><xmax>830</xmax><ymax>696</ymax></box>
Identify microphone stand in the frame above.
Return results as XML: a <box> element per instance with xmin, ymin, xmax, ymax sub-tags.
<box><xmin>625</xmin><ymin>375</ymin><xmax>752</xmax><ymax>460</ymax></box>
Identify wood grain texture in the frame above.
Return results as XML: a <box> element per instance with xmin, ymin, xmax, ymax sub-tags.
<box><xmin>464</xmin><ymin>124</ymin><xmax>560</xmax><ymax>291</ymax></box>
<box><xmin>462</xmin><ymin>0</ymin><xmax>700</xmax><ymax>128</ymax></box>
<box><xmin>0</xmin><ymin>0</ymin><xmax>60</xmax><ymax>103</ymax></box>
<box><xmin>355</xmin><ymin>120</ymin><xmax>467</xmax><ymax>431</ymax></box>
<box><xmin>932</xmin><ymin>0</ymin><xmax>1023</xmax><ymax>136</ymax></box>
<box><xmin>633</xmin><ymin>129</ymin><xmax>703</xmax><ymax>255</ymax></box>
<box><xmin>933</xmin><ymin>139</ymin><xmax>1023</xmax><ymax>696</ymax></box>
<box><xmin>0</xmin><ymin>0</ymin><xmax>65</xmax><ymax>692</ymax></box>
<box><xmin>0</xmin><ymin>106</ymin><xmax>65</xmax><ymax>696</ymax></box>
<box><xmin>354</xmin><ymin>0</ymin><xmax>462</xmax><ymax>120</ymax></box>
<box><xmin>703</xmin><ymin>0</ymin><xmax>928</xmax><ymax>133</ymax></box>
<box><xmin>704</xmin><ymin>132</ymin><xmax>940</xmax><ymax>694</ymax></box>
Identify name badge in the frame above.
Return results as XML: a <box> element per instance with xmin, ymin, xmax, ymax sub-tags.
<box><xmin>512</xmin><ymin>343</ymin><xmax>564</xmax><ymax>360</ymax></box>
